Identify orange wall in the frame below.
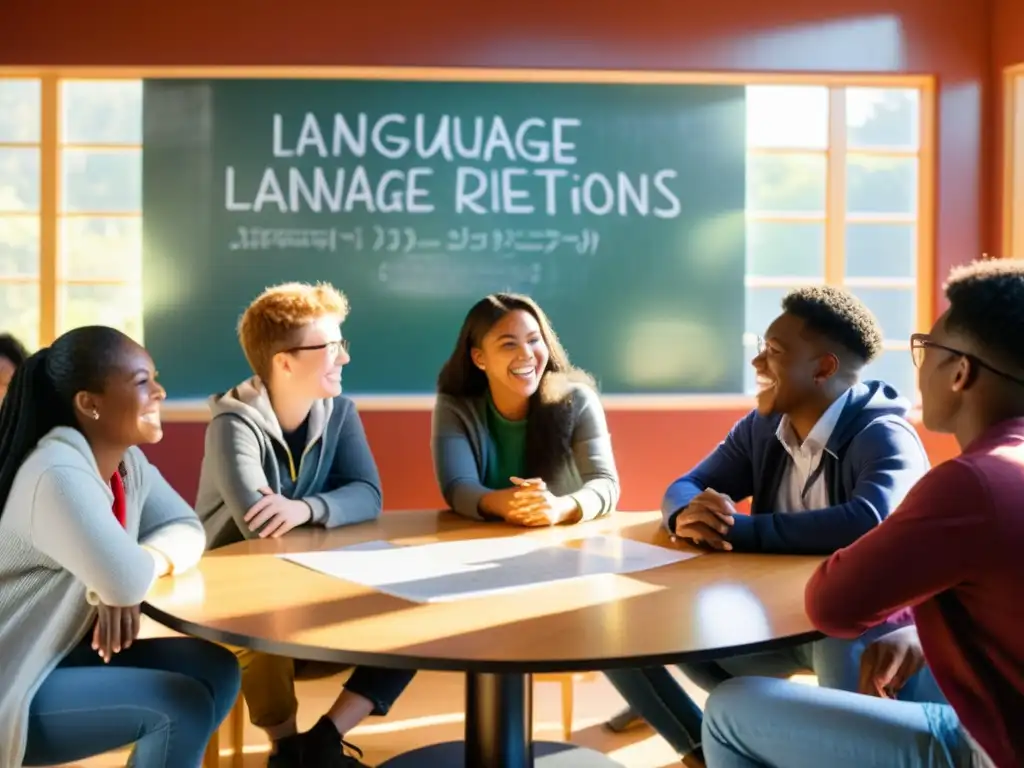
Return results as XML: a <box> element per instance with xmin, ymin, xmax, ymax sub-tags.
<box><xmin>0</xmin><ymin>0</ymin><xmax>982</xmax><ymax>508</ymax></box>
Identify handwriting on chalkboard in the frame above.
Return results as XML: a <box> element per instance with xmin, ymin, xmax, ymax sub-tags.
<box><xmin>224</xmin><ymin>113</ymin><xmax>682</xmax><ymax>219</ymax></box>
<box><xmin>228</xmin><ymin>226</ymin><xmax>600</xmax><ymax>256</ymax></box>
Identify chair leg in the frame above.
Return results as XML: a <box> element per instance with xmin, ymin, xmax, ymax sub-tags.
<box><xmin>203</xmin><ymin>730</ymin><xmax>220</xmax><ymax>768</ymax></box>
<box><xmin>560</xmin><ymin>677</ymin><xmax>574</xmax><ymax>742</ymax></box>
<box><xmin>230</xmin><ymin>694</ymin><xmax>246</xmax><ymax>768</ymax></box>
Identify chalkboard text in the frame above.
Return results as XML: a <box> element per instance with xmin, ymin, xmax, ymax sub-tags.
<box><xmin>228</xmin><ymin>225</ymin><xmax>600</xmax><ymax>257</ymax></box>
<box><xmin>223</xmin><ymin>112</ymin><xmax>682</xmax><ymax>218</ymax></box>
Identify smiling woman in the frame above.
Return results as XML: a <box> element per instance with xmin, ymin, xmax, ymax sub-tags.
<box><xmin>432</xmin><ymin>292</ymin><xmax>621</xmax><ymax>526</ymax></box>
<box><xmin>0</xmin><ymin>325</ymin><xmax>167</xmax><ymax>461</ymax></box>
<box><xmin>0</xmin><ymin>324</ymin><xmax>239</xmax><ymax>768</ymax></box>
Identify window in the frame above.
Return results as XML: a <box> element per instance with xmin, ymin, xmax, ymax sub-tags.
<box><xmin>1005</xmin><ymin>66</ymin><xmax>1024</xmax><ymax>259</ymax></box>
<box><xmin>59</xmin><ymin>80</ymin><xmax>143</xmax><ymax>341</ymax></box>
<box><xmin>0</xmin><ymin>78</ymin><xmax>42</xmax><ymax>349</ymax></box>
<box><xmin>744</xmin><ymin>84</ymin><xmax>927</xmax><ymax>397</ymax></box>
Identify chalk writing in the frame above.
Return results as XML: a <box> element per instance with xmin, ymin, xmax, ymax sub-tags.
<box><xmin>446</xmin><ymin>227</ymin><xmax>598</xmax><ymax>255</ymax></box>
<box><xmin>228</xmin><ymin>225</ymin><xmax>600</xmax><ymax>256</ymax></box>
<box><xmin>229</xmin><ymin>226</ymin><xmax>363</xmax><ymax>252</ymax></box>
<box><xmin>223</xmin><ymin>112</ymin><xmax>683</xmax><ymax>219</ymax></box>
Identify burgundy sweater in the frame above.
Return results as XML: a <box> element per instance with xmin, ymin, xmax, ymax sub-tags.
<box><xmin>805</xmin><ymin>418</ymin><xmax>1024</xmax><ymax>768</ymax></box>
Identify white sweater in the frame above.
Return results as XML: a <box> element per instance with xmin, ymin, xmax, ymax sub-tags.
<box><xmin>0</xmin><ymin>427</ymin><xmax>206</xmax><ymax>768</ymax></box>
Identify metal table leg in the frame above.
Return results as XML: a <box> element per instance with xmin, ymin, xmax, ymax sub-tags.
<box><xmin>379</xmin><ymin>672</ymin><xmax>624</xmax><ymax>767</ymax></box>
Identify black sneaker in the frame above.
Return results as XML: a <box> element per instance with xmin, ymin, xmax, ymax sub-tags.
<box><xmin>266</xmin><ymin>738</ymin><xmax>300</xmax><ymax>768</ymax></box>
<box><xmin>292</xmin><ymin>715</ymin><xmax>369</xmax><ymax>767</ymax></box>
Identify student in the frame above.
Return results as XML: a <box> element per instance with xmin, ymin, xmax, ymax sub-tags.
<box><xmin>0</xmin><ymin>325</ymin><xmax>241</xmax><ymax>768</ymax></box>
<box><xmin>701</xmin><ymin>259</ymin><xmax>1024</xmax><ymax>768</ymax></box>
<box><xmin>605</xmin><ymin>286</ymin><xmax>933</xmax><ymax>764</ymax></box>
<box><xmin>0</xmin><ymin>332</ymin><xmax>28</xmax><ymax>405</ymax></box>
<box><xmin>431</xmin><ymin>292</ymin><xmax>619</xmax><ymax>525</ymax></box>
<box><xmin>195</xmin><ymin>282</ymin><xmax>413</xmax><ymax>768</ymax></box>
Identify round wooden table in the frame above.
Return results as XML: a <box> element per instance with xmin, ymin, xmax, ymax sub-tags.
<box><xmin>144</xmin><ymin>510</ymin><xmax>824</xmax><ymax>767</ymax></box>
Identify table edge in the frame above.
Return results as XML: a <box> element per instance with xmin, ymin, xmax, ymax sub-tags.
<box><xmin>142</xmin><ymin>602</ymin><xmax>823</xmax><ymax>674</ymax></box>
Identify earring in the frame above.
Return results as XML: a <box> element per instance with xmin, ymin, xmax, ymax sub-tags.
<box><xmin>91</xmin><ymin>409</ymin><xmax>100</xmax><ymax>420</ymax></box>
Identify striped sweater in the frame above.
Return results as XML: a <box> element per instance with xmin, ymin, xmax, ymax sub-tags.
<box><xmin>0</xmin><ymin>427</ymin><xmax>206</xmax><ymax>768</ymax></box>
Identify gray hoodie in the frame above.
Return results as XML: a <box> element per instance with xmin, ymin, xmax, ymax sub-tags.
<box><xmin>195</xmin><ymin>377</ymin><xmax>383</xmax><ymax>550</ymax></box>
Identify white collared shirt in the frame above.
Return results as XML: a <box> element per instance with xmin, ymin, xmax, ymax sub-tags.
<box><xmin>774</xmin><ymin>390</ymin><xmax>851</xmax><ymax>513</ymax></box>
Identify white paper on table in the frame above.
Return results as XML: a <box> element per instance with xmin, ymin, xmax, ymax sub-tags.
<box><xmin>278</xmin><ymin>535</ymin><xmax>700</xmax><ymax>603</ymax></box>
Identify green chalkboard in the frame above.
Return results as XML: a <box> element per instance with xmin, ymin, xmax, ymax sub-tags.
<box><xmin>142</xmin><ymin>77</ymin><xmax>747</xmax><ymax>398</ymax></box>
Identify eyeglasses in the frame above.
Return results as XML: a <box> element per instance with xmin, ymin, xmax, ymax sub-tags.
<box><xmin>910</xmin><ymin>333</ymin><xmax>1024</xmax><ymax>387</ymax></box>
<box><xmin>285</xmin><ymin>339</ymin><xmax>350</xmax><ymax>357</ymax></box>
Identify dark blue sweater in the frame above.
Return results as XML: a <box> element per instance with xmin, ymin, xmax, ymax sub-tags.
<box><xmin>662</xmin><ymin>381</ymin><xmax>930</xmax><ymax>555</ymax></box>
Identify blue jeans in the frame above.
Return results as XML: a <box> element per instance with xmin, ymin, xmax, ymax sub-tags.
<box><xmin>702</xmin><ymin>677</ymin><xmax>974</xmax><ymax>768</ymax></box>
<box><xmin>604</xmin><ymin>623</ymin><xmax>944</xmax><ymax>755</ymax></box>
<box><xmin>23</xmin><ymin>636</ymin><xmax>242</xmax><ymax>767</ymax></box>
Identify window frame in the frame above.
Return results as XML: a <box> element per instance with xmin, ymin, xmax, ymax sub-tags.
<box><xmin>57</xmin><ymin>78</ymin><xmax>143</xmax><ymax>341</ymax></box>
<box><xmin>1004</xmin><ymin>64</ymin><xmax>1024</xmax><ymax>260</ymax></box>
<box><xmin>745</xmin><ymin>83</ymin><xmax>934</xmax><ymax>400</ymax></box>
<box><xmin>0</xmin><ymin>76</ymin><xmax>46</xmax><ymax>348</ymax></box>
<box><xmin>0</xmin><ymin>67</ymin><xmax>936</xmax><ymax>410</ymax></box>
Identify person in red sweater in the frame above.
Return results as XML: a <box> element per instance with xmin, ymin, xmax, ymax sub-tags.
<box><xmin>700</xmin><ymin>258</ymin><xmax>1024</xmax><ymax>768</ymax></box>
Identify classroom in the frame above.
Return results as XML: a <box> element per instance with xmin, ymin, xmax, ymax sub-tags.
<box><xmin>1</xmin><ymin>1</ymin><xmax>1023</xmax><ymax>767</ymax></box>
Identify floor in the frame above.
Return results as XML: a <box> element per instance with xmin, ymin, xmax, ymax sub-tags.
<box><xmin>61</xmin><ymin>667</ymin><xmax>698</xmax><ymax>768</ymax></box>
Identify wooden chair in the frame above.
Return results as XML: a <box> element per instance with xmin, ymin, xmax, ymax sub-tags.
<box><xmin>134</xmin><ymin>617</ymin><xmax>246</xmax><ymax>768</ymax></box>
<box><xmin>534</xmin><ymin>671</ymin><xmax>599</xmax><ymax>741</ymax></box>
<box><xmin>203</xmin><ymin>693</ymin><xmax>246</xmax><ymax>768</ymax></box>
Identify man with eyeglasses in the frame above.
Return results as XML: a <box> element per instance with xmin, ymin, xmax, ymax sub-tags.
<box><xmin>605</xmin><ymin>286</ymin><xmax>933</xmax><ymax>766</ymax></box>
<box><xmin>699</xmin><ymin>259</ymin><xmax>1024</xmax><ymax>768</ymax></box>
<box><xmin>195</xmin><ymin>282</ymin><xmax>413</xmax><ymax>768</ymax></box>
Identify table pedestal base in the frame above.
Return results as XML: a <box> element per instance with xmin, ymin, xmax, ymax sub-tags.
<box><xmin>377</xmin><ymin>672</ymin><xmax>624</xmax><ymax>768</ymax></box>
<box><xmin>379</xmin><ymin>740</ymin><xmax>624</xmax><ymax>767</ymax></box>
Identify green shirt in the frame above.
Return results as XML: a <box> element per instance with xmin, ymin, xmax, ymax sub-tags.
<box><xmin>484</xmin><ymin>396</ymin><xmax>528</xmax><ymax>489</ymax></box>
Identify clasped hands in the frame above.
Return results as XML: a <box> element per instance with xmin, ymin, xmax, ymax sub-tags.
<box><xmin>91</xmin><ymin>602</ymin><xmax>141</xmax><ymax>663</ymax></box>
<box><xmin>672</xmin><ymin>488</ymin><xmax>737</xmax><ymax>551</ymax></box>
<box><xmin>498</xmin><ymin>476</ymin><xmax>579</xmax><ymax>527</ymax></box>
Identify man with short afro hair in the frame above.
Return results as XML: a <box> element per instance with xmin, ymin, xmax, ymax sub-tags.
<box><xmin>195</xmin><ymin>281</ymin><xmax>413</xmax><ymax>767</ymax></box>
<box><xmin>605</xmin><ymin>284</ymin><xmax>932</xmax><ymax>765</ymax></box>
<box><xmin>941</xmin><ymin>257</ymin><xmax>1024</xmax><ymax>377</ymax></box>
<box><xmin>781</xmin><ymin>285</ymin><xmax>884</xmax><ymax>365</ymax></box>
<box><xmin>701</xmin><ymin>259</ymin><xmax>1024</xmax><ymax>768</ymax></box>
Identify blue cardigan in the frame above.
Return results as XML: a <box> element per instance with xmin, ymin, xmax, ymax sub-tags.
<box><xmin>662</xmin><ymin>381</ymin><xmax>930</xmax><ymax>554</ymax></box>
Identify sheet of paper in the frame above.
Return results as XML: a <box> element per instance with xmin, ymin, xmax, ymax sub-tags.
<box><xmin>279</xmin><ymin>535</ymin><xmax>700</xmax><ymax>603</ymax></box>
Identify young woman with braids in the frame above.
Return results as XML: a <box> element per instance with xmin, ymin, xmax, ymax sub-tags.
<box><xmin>432</xmin><ymin>293</ymin><xmax>620</xmax><ymax>526</ymax></box>
<box><xmin>0</xmin><ymin>326</ymin><xmax>241</xmax><ymax>768</ymax></box>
